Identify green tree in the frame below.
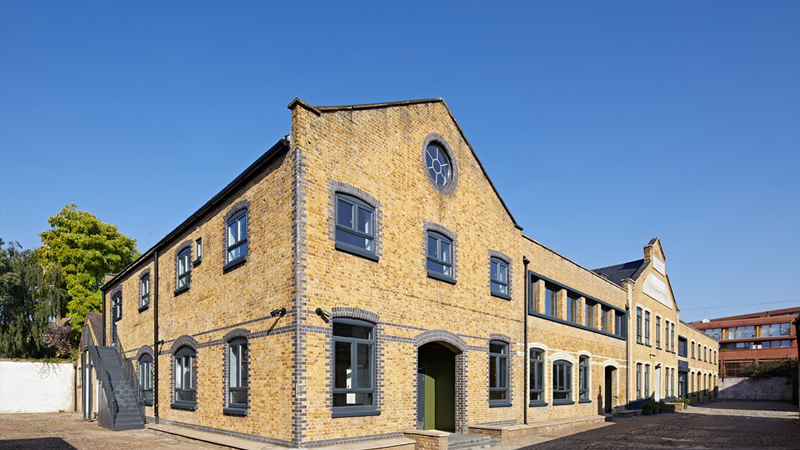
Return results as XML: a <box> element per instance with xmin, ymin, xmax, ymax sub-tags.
<box><xmin>39</xmin><ymin>204</ymin><xmax>139</xmax><ymax>337</ymax></box>
<box><xmin>0</xmin><ymin>239</ymin><xmax>69</xmax><ymax>358</ymax></box>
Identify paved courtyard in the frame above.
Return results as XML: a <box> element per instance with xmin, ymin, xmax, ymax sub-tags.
<box><xmin>1</xmin><ymin>402</ymin><xmax>798</xmax><ymax>450</ymax></box>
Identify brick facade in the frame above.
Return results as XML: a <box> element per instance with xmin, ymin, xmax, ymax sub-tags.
<box><xmin>100</xmin><ymin>98</ymin><xmax>718</xmax><ymax>447</ymax></box>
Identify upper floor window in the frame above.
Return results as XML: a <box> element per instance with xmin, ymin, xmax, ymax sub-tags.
<box><xmin>176</xmin><ymin>247</ymin><xmax>191</xmax><ymax>292</ymax></box>
<box><xmin>195</xmin><ymin>238</ymin><xmax>203</xmax><ymax>263</ymax></box>
<box><xmin>552</xmin><ymin>360</ymin><xmax>572</xmax><ymax>404</ymax></box>
<box><xmin>566</xmin><ymin>294</ymin><xmax>578</xmax><ymax>323</ymax></box>
<box><xmin>656</xmin><ymin>317</ymin><xmax>662</xmax><ymax>348</ymax></box>
<box><xmin>335</xmin><ymin>194</ymin><xmax>376</xmax><ymax>259</ymax></box>
<box><xmin>636</xmin><ymin>307</ymin><xmax>643</xmax><ymax>343</ymax></box>
<box><xmin>691</xmin><ymin>342</ymin><xmax>695</xmax><ymax>358</ymax></box>
<box><xmin>426</xmin><ymin>231</ymin><xmax>454</xmax><ymax>282</ymax></box>
<box><xmin>703</xmin><ymin>328</ymin><xmax>722</xmax><ymax>340</ymax></box>
<box><xmin>545</xmin><ymin>286</ymin><xmax>559</xmax><ymax>317</ymax></box>
<box><xmin>578</xmin><ymin>356</ymin><xmax>589</xmax><ymax>401</ymax></box>
<box><xmin>585</xmin><ymin>302</ymin><xmax>594</xmax><ymax>328</ymax></box>
<box><xmin>489</xmin><ymin>341</ymin><xmax>509</xmax><ymax>405</ymax></box>
<box><xmin>138</xmin><ymin>354</ymin><xmax>153</xmax><ymax>405</ymax></box>
<box><xmin>761</xmin><ymin>323</ymin><xmax>791</xmax><ymax>337</ymax></box>
<box><xmin>112</xmin><ymin>292</ymin><xmax>122</xmax><ymax>321</ymax></box>
<box><xmin>529</xmin><ymin>348</ymin><xmax>544</xmax><ymax>405</ymax></box>
<box><xmin>174</xmin><ymin>346</ymin><xmax>197</xmax><ymax>407</ymax></box>
<box><xmin>728</xmin><ymin>325</ymin><xmax>755</xmax><ymax>340</ymax></box>
<box><xmin>227</xmin><ymin>338</ymin><xmax>249</xmax><ymax>413</ymax></box>
<box><xmin>671</xmin><ymin>323</ymin><xmax>676</xmax><ymax>352</ymax></box>
<box><xmin>226</xmin><ymin>209</ymin><xmax>248</xmax><ymax>266</ymax></box>
<box><xmin>425</xmin><ymin>142</ymin><xmax>452</xmax><ymax>187</ymax></box>
<box><xmin>490</xmin><ymin>257</ymin><xmax>509</xmax><ymax>298</ymax></box>
<box><xmin>333</xmin><ymin>319</ymin><xmax>376</xmax><ymax>416</ymax></box>
<box><xmin>678</xmin><ymin>337</ymin><xmax>688</xmax><ymax>357</ymax></box>
<box><xmin>644</xmin><ymin>311</ymin><xmax>651</xmax><ymax>345</ymax></box>
<box><xmin>615</xmin><ymin>311</ymin><xmax>627</xmax><ymax>338</ymax></box>
<box><xmin>601</xmin><ymin>307</ymin><xmax>611</xmax><ymax>333</ymax></box>
<box><xmin>140</xmin><ymin>275</ymin><xmax>150</xmax><ymax>309</ymax></box>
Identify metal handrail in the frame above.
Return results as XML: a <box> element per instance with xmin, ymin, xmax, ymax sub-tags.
<box><xmin>112</xmin><ymin>323</ymin><xmax>146</xmax><ymax>419</ymax></box>
<box><xmin>87</xmin><ymin>343</ymin><xmax>120</xmax><ymax>424</ymax></box>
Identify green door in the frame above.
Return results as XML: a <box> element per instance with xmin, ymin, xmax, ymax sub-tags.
<box><xmin>418</xmin><ymin>344</ymin><xmax>455</xmax><ymax>432</ymax></box>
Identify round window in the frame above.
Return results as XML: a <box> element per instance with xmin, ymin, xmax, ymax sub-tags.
<box><xmin>425</xmin><ymin>142</ymin><xmax>452</xmax><ymax>187</ymax></box>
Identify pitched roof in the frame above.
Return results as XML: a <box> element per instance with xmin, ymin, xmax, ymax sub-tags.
<box><xmin>592</xmin><ymin>259</ymin><xmax>647</xmax><ymax>286</ymax></box>
<box><xmin>288</xmin><ymin>97</ymin><xmax>523</xmax><ymax>231</ymax></box>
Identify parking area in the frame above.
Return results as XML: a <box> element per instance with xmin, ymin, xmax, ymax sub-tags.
<box><xmin>1</xmin><ymin>402</ymin><xmax>799</xmax><ymax>450</ymax></box>
<box><xmin>508</xmin><ymin>401</ymin><xmax>800</xmax><ymax>450</ymax></box>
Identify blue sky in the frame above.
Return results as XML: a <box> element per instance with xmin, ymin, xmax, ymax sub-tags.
<box><xmin>1</xmin><ymin>1</ymin><xmax>798</xmax><ymax>322</ymax></box>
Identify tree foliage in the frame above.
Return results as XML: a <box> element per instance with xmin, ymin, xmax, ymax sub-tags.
<box><xmin>39</xmin><ymin>204</ymin><xmax>139</xmax><ymax>337</ymax></box>
<box><xmin>0</xmin><ymin>239</ymin><xmax>69</xmax><ymax>358</ymax></box>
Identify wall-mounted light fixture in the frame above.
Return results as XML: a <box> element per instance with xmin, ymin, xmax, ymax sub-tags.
<box><xmin>315</xmin><ymin>308</ymin><xmax>331</xmax><ymax>322</ymax></box>
<box><xmin>270</xmin><ymin>308</ymin><xmax>286</xmax><ymax>318</ymax></box>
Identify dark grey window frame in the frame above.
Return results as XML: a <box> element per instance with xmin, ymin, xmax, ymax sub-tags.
<box><xmin>175</xmin><ymin>247</ymin><xmax>191</xmax><ymax>294</ymax></box>
<box><xmin>656</xmin><ymin>316</ymin><xmax>661</xmax><ymax>349</ymax></box>
<box><xmin>489</xmin><ymin>257</ymin><xmax>510</xmax><ymax>300</ymax></box>
<box><xmin>552</xmin><ymin>360</ymin><xmax>573</xmax><ymax>405</ymax></box>
<box><xmin>615</xmin><ymin>310</ymin><xmax>627</xmax><ymax>338</ymax></box>
<box><xmin>225</xmin><ymin>208</ymin><xmax>248</xmax><ymax>270</ymax></box>
<box><xmin>488</xmin><ymin>340</ymin><xmax>511</xmax><ymax>407</ymax></box>
<box><xmin>644</xmin><ymin>311</ymin><xmax>651</xmax><ymax>345</ymax></box>
<box><xmin>138</xmin><ymin>353</ymin><xmax>153</xmax><ymax>406</ymax></box>
<box><xmin>224</xmin><ymin>337</ymin><xmax>248</xmax><ymax>416</ymax></box>
<box><xmin>334</xmin><ymin>193</ymin><xmax>377</xmax><ymax>262</ymax></box>
<box><xmin>644</xmin><ymin>364</ymin><xmax>650</xmax><ymax>398</ymax></box>
<box><xmin>193</xmin><ymin>238</ymin><xmax>203</xmax><ymax>266</ymax></box>
<box><xmin>139</xmin><ymin>274</ymin><xmax>150</xmax><ymax>312</ymax></box>
<box><xmin>112</xmin><ymin>291</ymin><xmax>122</xmax><ymax>321</ymax></box>
<box><xmin>578</xmin><ymin>356</ymin><xmax>590</xmax><ymax>402</ymax></box>
<box><xmin>332</xmin><ymin>318</ymin><xmax>378</xmax><ymax>418</ymax></box>
<box><xmin>636</xmin><ymin>363</ymin><xmax>642</xmax><ymax>399</ymax></box>
<box><xmin>426</xmin><ymin>231</ymin><xmax>455</xmax><ymax>284</ymax></box>
<box><xmin>566</xmin><ymin>294</ymin><xmax>578</xmax><ymax>323</ymax></box>
<box><xmin>421</xmin><ymin>134</ymin><xmax>458</xmax><ymax>195</ymax></box>
<box><xmin>529</xmin><ymin>348</ymin><xmax>546</xmax><ymax>406</ymax></box>
<box><xmin>172</xmin><ymin>346</ymin><xmax>197</xmax><ymax>410</ymax></box>
<box><xmin>636</xmin><ymin>307</ymin><xmax>643</xmax><ymax>344</ymax></box>
<box><xmin>545</xmin><ymin>285</ymin><xmax>559</xmax><ymax>318</ymax></box>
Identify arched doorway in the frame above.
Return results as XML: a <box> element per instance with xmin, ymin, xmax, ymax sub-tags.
<box><xmin>418</xmin><ymin>343</ymin><xmax>456</xmax><ymax>431</ymax></box>
<box><xmin>604</xmin><ymin>366</ymin><xmax>617</xmax><ymax>413</ymax></box>
<box><xmin>654</xmin><ymin>365</ymin><xmax>662</xmax><ymax>401</ymax></box>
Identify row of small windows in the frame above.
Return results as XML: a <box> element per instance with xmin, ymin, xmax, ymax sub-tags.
<box><xmin>529</xmin><ymin>350</ymin><xmax>591</xmax><ymax>406</ymax></box>
<box><xmin>703</xmin><ymin>324</ymin><xmax>791</xmax><ymax>340</ymax></box>
<box><xmin>689</xmin><ymin>341</ymin><xmax>717</xmax><ymax>364</ymax></box>
<box><xmin>636</xmin><ymin>307</ymin><xmax>676</xmax><ymax>352</ymax></box>
<box><xmin>635</xmin><ymin>363</ymin><xmax>677</xmax><ymax>399</ymax></box>
<box><xmin>137</xmin><ymin>338</ymin><xmax>249</xmax><ymax>414</ymax></box>
<box><xmin>533</xmin><ymin>281</ymin><xmax>626</xmax><ymax>338</ymax></box>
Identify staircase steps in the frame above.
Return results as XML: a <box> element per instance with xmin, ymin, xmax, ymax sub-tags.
<box><xmin>94</xmin><ymin>345</ymin><xmax>145</xmax><ymax>430</ymax></box>
<box><xmin>447</xmin><ymin>434</ymin><xmax>498</xmax><ymax>450</ymax></box>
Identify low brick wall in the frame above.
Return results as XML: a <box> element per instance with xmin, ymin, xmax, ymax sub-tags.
<box><xmin>720</xmin><ymin>377</ymin><xmax>793</xmax><ymax>402</ymax></box>
<box><xmin>403</xmin><ymin>430</ymin><xmax>448</xmax><ymax>450</ymax></box>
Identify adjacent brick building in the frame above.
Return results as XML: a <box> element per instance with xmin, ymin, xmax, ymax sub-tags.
<box><xmin>88</xmin><ymin>98</ymin><xmax>718</xmax><ymax>447</ymax></box>
<box><xmin>691</xmin><ymin>307</ymin><xmax>799</xmax><ymax>377</ymax></box>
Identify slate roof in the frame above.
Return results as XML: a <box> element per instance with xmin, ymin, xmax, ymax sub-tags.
<box><xmin>592</xmin><ymin>259</ymin><xmax>647</xmax><ymax>286</ymax></box>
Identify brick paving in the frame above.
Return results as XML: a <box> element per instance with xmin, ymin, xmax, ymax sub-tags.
<box><xmin>0</xmin><ymin>413</ymin><xmax>214</xmax><ymax>450</ymax></box>
<box><xmin>1</xmin><ymin>402</ymin><xmax>799</xmax><ymax>450</ymax></box>
<box><xmin>505</xmin><ymin>401</ymin><xmax>800</xmax><ymax>450</ymax></box>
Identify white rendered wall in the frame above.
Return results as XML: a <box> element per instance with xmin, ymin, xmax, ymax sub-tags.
<box><xmin>0</xmin><ymin>361</ymin><xmax>74</xmax><ymax>413</ymax></box>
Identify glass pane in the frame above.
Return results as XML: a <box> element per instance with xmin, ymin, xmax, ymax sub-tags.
<box><xmin>491</xmin><ymin>281</ymin><xmax>506</xmax><ymax>293</ymax></box>
<box><xmin>357</xmin><ymin>207</ymin><xmax>372</xmax><ymax>235</ymax></box>
<box><xmin>490</xmin><ymin>261</ymin><xmax>498</xmax><ymax>280</ymax></box>
<box><xmin>230</xmin><ymin>389</ymin><xmax>248</xmax><ymax>405</ymax></box>
<box><xmin>489</xmin><ymin>390</ymin><xmax>506</xmax><ymax>400</ymax></box>
<box><xmin>177</xmin><ymin>389</ymin><xmax>196</xmax><ymax>402</ymax></box>
<box><xmin>427</xmin><ymin>259</ymin><xmax>446</xmax><ymax>275</ymax></box>
<box><xmin>553</xmin><ymin>391</ymin><xmax>568</xmax><ymax>400</ymax></box>
<box><xmin>230</xmin><ymin>345</ymin><xmax>240</xmax><ymax>388</ymax></box>
<box><xmin>335</xmin><ymin>341</ymin><xmax>352</xmax><ymax>389</ymax></box>
<box><xmin>333</xmin><ymin>322</ymin><xmax>372</xmax><ymax>339</ymax></box>
<box><xmin>440</xmin><ymin>242</ymin><xmax>450</xmax><ymax>263</ymax></box>
<box><xmin>337</xmin><ymin>199</ymin><xmax>353</xmax><ymax>228</ymax></box>
<box><xmin>239</xmin><ymin>216</ymin><xmax>246</xmax><ymax>239</ymax></box>
<box><xmin>333</xmin><ymin>392</ymin><xmax>372</xmax><ymax>407</ymax></box>
<box><xmin>228</xmin><ymin>223</ymin><xmax>236</xmax><ymax>245</ymax></box>
<box><xmin>175</xmin><ymin>359</ymin><xmax>182</xmax><ymax>389</ymax></box>
<box><xmin>144</xmin><ymin>390</ymin><xmax>153</xmax><ymax>402</ymax></box>
<box><xmin>498</xmin><ymin>356</ymin><xmax>507</xmax><ymax>387</ymax></box>
<box><xmin>336</xmin><ymin>228</ymin><xmax>370</xmax><ymax>250</ymax></box>
<box><xmin>355</xmin><ymin>343</ymin><xmax>371</xmax><ymax>388</ymax></box>
<box><xmin>427</xmin><ymin>235</ymin><xmax>438</xmax><ymax>258</ymax></box>
<box><xmin>183</xmin><ymin>357</ymin><xmax>192</xmax><ymax>389</ymax></box>
<box><xmin>241</xmin><ymin>345</ymin><xmax>248</xmax><ymax>387</ymax></box>
<box><xmin>498</xmin><ymin>264</ymin><xmax>506</xmax><ymax>283</ymax></box>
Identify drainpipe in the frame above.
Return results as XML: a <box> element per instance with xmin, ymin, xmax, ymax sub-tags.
<box><xmin>522</xmin><ymin>257</ymin><xmax>530</xmax><ymax>425</ymax></box>
<box><xmin>153</xmin><ymin>250</ymin><xmax>159</xmax><ymax>422</ymax></box>
<box><xmin>101</xmin><ymin>289</ymin><xmax>106</xmax><ymax>346</ymax></box>
<box><xmin>622</xmin><ymin>279</ymin><xmax>634</xmax><ymax>409</ymax></box>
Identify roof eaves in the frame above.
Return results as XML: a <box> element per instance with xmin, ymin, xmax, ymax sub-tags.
<box><xmin>101</xmin><ymin>138</ymin><xmax>290</xmax><ymax>291</ymax></box>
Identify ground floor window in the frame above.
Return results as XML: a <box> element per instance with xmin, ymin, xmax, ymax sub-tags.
<box><xmin>228</xmin><ymin>338</ymin><xmax>248</xmax><ymax>408</ymax></box>
<box><xmin>174</xmin><ymin>347</ymin><xmax>197</xmax><ymax>406</ymax></box>
<box><xmin>333</xmin><ymin>318</ymin><xmax>375</xmax><ymax>415</ymax></box>
<box><xmin>138</xmin><ymin>354</ymin><xmax>153</xmax><ymax>405</ymax></box>
<box><xmin>578</xmin><ymin>356</ymin><xmax>589</xmax><ymax>400</ymax></box>
<box><xmin>489</xmin><ymin>341</ymin><xmax>509</xmax><ymax>405</ymax></box>
<box><xmin>644</xmin><ymin>364</ymin><xmax>650</xmax><ymax>398</ymax></box>
<box><xmin>552</xmin><ymin>360</ymin><xmax>572</xmax><ymax>403</ymax></box>
<box><xmin>530</xmin><ymin>348</ymin><xmax>544</xmax><ymax>404</ymax></box>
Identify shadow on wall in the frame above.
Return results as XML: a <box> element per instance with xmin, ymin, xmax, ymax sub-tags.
<box><xmin>0</xmin><ymin>438</ymin><xmax>78</xmax><ymax>449</ymax></box>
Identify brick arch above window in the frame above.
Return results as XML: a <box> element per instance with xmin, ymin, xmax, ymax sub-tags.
<box><xmin>170</xmin><ymin>334</ymin><xmax>199</xmax><ymax>354</ymax></box>
<box><xmin>222</xmin><ymin>328</ymin><xmax>251</xmax><ymax>342</ymax></box>
<box><xmin>331</xmin><ymin>306</ymin><xmax>380</xmax><ymax>324</ymax></box>
<box><xmin>136</xmin><ymin>345</ymin><xmax>154</xmax><ymax>361</ymax></box>
<box><xmin>489</xmin><ymin>333</ymin><xmax>512</xmax><ymax>344</ymax></box>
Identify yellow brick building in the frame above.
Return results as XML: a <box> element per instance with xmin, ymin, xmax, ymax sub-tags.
<box><xmin>86</xmin><ymin>98</ymin><xmax>718</xmax><ymax>447</ymax></box>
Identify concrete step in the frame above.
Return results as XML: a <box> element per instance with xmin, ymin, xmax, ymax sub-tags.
<box><xmin>448</xmin><ymin>434</ymin><xmax>497</xmax><ymax>450</ymax></box>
